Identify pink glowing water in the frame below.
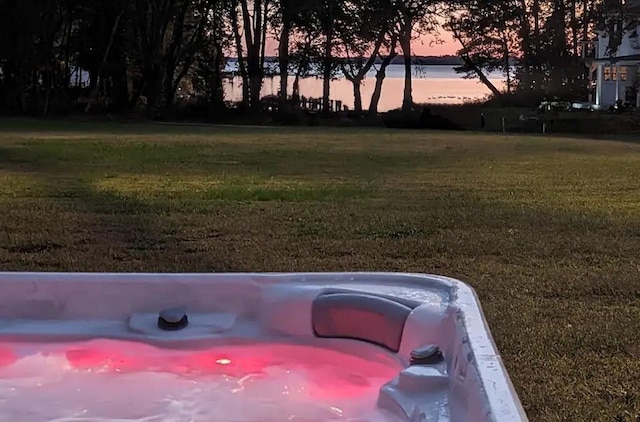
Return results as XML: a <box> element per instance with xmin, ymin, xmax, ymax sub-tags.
<box><xmin>0</xmin><ymin>340</ymin><xmax>404</xmax><ymax>422</ymax></box>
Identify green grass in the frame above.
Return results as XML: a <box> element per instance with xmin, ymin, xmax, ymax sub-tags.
<box><xmin>1</xmin><ymin>118</ymin><xmax>640</xmax><ymax>420</ymax></box>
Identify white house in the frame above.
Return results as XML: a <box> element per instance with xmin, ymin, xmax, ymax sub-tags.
<box><xmin>587</xmin><ymin>0</ymin><xmax>640</xmax><ymax>107</ymax></box>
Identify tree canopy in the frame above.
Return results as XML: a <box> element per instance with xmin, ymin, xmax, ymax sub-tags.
<box><xmin>0</xmin><ymin>0</ymin><xmax>617</xmax><ymax>116</ymax></box>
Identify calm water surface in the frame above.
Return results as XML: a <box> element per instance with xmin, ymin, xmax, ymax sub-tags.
<box><xmin>223</xmin><ymin>64</ymin><xmax>505</xmax><ymax>111</ymax></box>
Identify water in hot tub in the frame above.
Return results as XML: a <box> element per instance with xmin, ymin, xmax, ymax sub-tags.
<box><xmin>0</xmin><ymin>340</ymin><xmax>404</xmax><ymax>421</ymax></box>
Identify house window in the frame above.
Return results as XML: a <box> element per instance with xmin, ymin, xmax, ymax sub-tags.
<box><xmin>604</xmin><ymin>65</ymin><xmax>629</xmax><ymax>82</ymax></box>
<box><xmin>620</xmin><ymin>66</ymin><xmax>628</xmax><ymax>81</ymax></box>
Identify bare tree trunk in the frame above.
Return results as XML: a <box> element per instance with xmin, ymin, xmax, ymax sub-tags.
<box><xmin>241</xmin><ymin>0</ymin><xmax>267</xmax><ymax>109</ymax></box>
<box><xmin>278</xmin><ymin>0</ymin><xmax>295</xmax><ymax>104</ymax></box>
<box><xmin>322</xmin><ymin>24</ymin><xmax>333</xmax><ymax>113</ymax></box>
<box><xmin>505</xmin><ymin>56</ymin><xmax>512</xmax><ymax>95</ymax></box>
<box><xmin>257</xmin><ymin>0</ymin><xmax>270</xmax><ymax>106</ymax></box>
<box><xmin>43</xmin><ymin>79</ymin><xmax>51</xmax><ymax>117</ymax></box>
<box><xmin>278</xmin><ymin>8</ymin><xmax>290</xmax><ymax>105</ymax></box>
<box><xmin>341</xmin><ymin>67</ymin><xmax>364</xmax><ymax>113</ymax></box>
<box><xmin>582</xmin><ymin>0</ymin><xmax>591</xmax><ymax>81</ymax></box>
<box><xmin>85</xmin><ymin>11</ymin><xmax>123</xmax><ymax>113</ymax></box>
<box><xmin>369</xmin><ymin>54</ymin><xmax>396</xmax><ymax>115</ymax></box>
<box><xmin>231</xmin><ymin>3</ymin><xmax>249</xmax><ymax>107</ymax></box>
<box><xmin>241</xmin><ymin>0</ymin><xmax>257</xmax><ymax>107</ymax></box>
<box><xmin>340</xmin><ymin>31</ymin><xmax>385</xmax><ymax>114</ymax></box>
<box><xmin>399</xmin><ymin>21</ymin><xmax>413</xmax><ymax>111</ymax></box>
<box><xmin>450</xmin><ymin>22</ymin><xmax>504</xmax><ymax>98</ymax></box>
<box><xmin>211</xmin><ymin>42</ymin><xmax>225</xmax><ymax>105</ymax></box>
<box><xmin>291</xmin><ymin>49</ymin><xmax>309</xmax><ymax>106</ymax></box>
<box><xmin>64</xmin><ymin>3</ymin><xmax>73</xmax><ymax>91</ymax></box>
<box><xmin>516</xmin><ymin>0</ymin><xmax>535</xmax><ymax>86</ymax></box>
<box><xmin>462</xmin><ymin>55</ymin><xmax>503</xmax><ymax>97</ymax></box>
<box><xmin>292</xmin><ymin>74</ymin><xmax>301</xmax><ymax>101</ymax></box>
<box><xmin>501</xmin><ymin>31</ymin><xmax>512</xmax><ymax>94</ymax></box>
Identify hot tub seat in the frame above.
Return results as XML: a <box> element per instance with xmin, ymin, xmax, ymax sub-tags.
<box><xmin>312</xmin><ymin>292</ymin><xmax>413</xmax><ymax>352</ymax></box>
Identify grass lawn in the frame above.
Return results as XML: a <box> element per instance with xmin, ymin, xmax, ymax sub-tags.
<box><xmin>1</xmin><ymin>118</ymin><xmax>640</xmax><ymax>420</ymax></box>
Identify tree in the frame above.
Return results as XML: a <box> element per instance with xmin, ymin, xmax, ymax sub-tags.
<box><xmin>0</xmin><ymin>0</ymin><xmax>71</xmax><ymax>114</ymax></box>
<box><xmin>447</xmin><ymin>0</ymin><xmax>519</xmax><ymax>96</ymax></box>
<box><xmin>226</xmin><ymin>0</ymin><xmax>275</xmax><ymax>109</ymax></box>
<box><xmin>290</xmin><ymin>0</ymin><xmax>346</xmax><ymax>113</ymax></box>
<box><xmin>0</xmin><ymin>0</ymin><xmax>234</xmax><ymax>116</ymax></box>
<box><xmin>288</xmin><ymin>34</ymin><xmax>323</xmax><ymax>102</ymax></box>
<box><xmin>129</xmin><ymin>0</ymin><xmax>215</xmax><ymax>114</ymax></box>
<box><xmin>276</xmin><ymin>0</ymin><xmax>293</xmax><ymax>104</ymax></box>
<box><xmin>273</xmin><ymin>0</ymin><xmax>318</xmax><ymax>107</ymax></box>
<box><xmin>541</xmin><ymin>0</ymin><xmax>587</xmax><ymax>98</ymax></box>
<box><xmin>82</xmin><ymin>8</ymin><xmax>126</xmax><ymax>113</ymax></box>
<box><xmin>392</xmin><ymin>0</ymin><xmax>440</xmax><ymax>111</ymax></box>
<box><xmin>449</xmin><ymin>0</ymin><xmax>605</xmax><ymax>104</ymax></box>
<box><xmin>600</xmin><ymin>0</ymin><xmax>640</xmax><ymax>55</ymax></box>
<box><xmin>317</xmin><ymin>0</ymin><xmax>344</xmax><ymax>113</ymax></box>
<box><xmin>336</xmin><ymin>0</ymin><xmax>391</xmax><ymax>113</ymax></box>
<box><xmin>368</xmin><ymin>33</ymin><xmax>398</xmax><ymax>115</ymax></box>
<box><xmin>318</xmin><ymin>0</ymin><xmax>338</xmax><ymax>113</ymax></box>
<box><xmin>192</xmin><ymin>1</ymin><xmax>230</xmax><ymax>109</ymax></box>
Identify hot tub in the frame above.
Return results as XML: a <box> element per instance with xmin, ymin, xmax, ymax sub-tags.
<box><xmin>0</xmin><ymin>272</ymin><xmax>527</xmax><ymax>421</ymax></box>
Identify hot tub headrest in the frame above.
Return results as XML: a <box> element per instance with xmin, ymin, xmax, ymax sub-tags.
<box><xmin>311</xmin><ymin>293</ymin><xmax>413</xmax><ymax>353</ymax></box>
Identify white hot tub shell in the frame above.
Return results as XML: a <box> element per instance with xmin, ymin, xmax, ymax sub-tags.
<box><xmin>0</xmin><ymin>272</ymin><xmax>527</xmax><ymax>421</ymax></box>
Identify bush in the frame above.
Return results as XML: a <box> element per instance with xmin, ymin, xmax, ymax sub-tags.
<box><xmin>272</xmin><ymin>108</ymin><xmax>310</xmax><ymax>126</ymax></box>
<box><xmin>382</xmin><ymin>108</ymin><xmax>460</xmax><ymax>130</ymax></box>
<box><xmin>382</xmin><ymin>109</ymin><xmax>421</xmax><ymax>128</ymax></box>
<box><xmin>417</xmin><ymin>108</ymin><xmax>460</xmax><ymax>130</ymax></box>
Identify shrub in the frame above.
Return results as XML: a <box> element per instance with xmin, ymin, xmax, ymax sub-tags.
<box><xmin>382</xmin><ymin>108</ymin><xmax>460</xmax><ymax>130</ymax></box>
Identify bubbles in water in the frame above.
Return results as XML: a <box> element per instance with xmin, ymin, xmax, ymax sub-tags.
<box><xmin>0</xmin><ymin>341</ymin><xmax>402</xmax><ymax>422</ymax></box>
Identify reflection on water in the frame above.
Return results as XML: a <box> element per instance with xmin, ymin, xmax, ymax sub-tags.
<box><xmin>223</xmin><ymin>65</ymin><xmax>504</xmax><ymax>111</ymax></box>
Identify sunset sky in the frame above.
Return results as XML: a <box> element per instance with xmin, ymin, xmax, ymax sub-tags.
<box><xmin>263</xmin><ymin>31</ymin><xmax>458</xmax><ymax>57</ymax></box>
<box><xmin>411</xmin><ymin>32</ymin><xmax>457</xmax><ymax>56</ymax></box>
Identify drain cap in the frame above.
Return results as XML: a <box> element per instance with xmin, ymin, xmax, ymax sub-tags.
<box><xmin>158</xmin><ymin>308</ymin><xmax>189</xmax><ymax>331</ymax></box>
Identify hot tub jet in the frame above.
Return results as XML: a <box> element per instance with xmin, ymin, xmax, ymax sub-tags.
<box><xmin>157</xmin><ymin>308</ymin><xmax>189</xmax><ymax>331</ymax></box>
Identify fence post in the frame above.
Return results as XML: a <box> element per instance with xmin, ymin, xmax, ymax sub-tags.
<box><xmin>502</xmin><ymin>117</ymin><xmax>506</xmax><ymax>133</ymax></box>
